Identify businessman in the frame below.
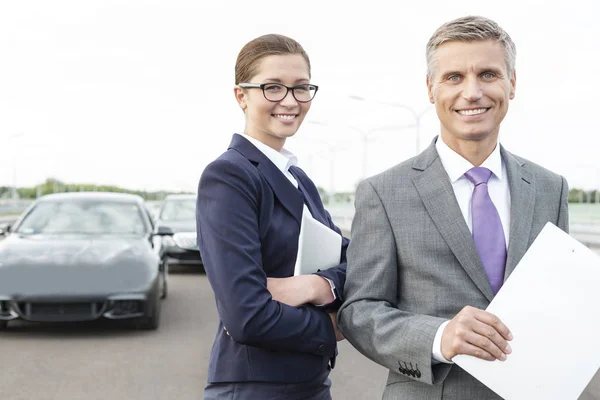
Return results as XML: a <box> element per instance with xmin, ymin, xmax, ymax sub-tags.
<box><xmin>338</xmin><ymin>15</ymin><xmax>569</xmax><ymax>399</ymax></box>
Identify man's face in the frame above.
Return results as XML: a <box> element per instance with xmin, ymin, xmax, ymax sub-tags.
<box><xmin>427</xmin><ymin>40</ymin><xmax>516</xmax><ymax>147</ymax></box>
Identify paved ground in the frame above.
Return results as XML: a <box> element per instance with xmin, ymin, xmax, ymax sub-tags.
<box><xmin>0</xmin><ymin>270</ymin><xmax>388</xmax><ymax>400</ymax></box>
<box><xmin>0</xmin><ymin>268</ymin><xmax>598</xmax><ymax>399</ymax></box>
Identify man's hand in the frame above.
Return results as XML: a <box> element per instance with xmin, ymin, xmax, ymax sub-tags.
<box><xmin>441</xmin><ymin>306</ymin><xmax>513</xmax><ymax>362</ymax></box>
<box><xmin>267</xmin><ymin>275</ymin><xmax>333</xmax><ymax>307</ymax></box>
<box><xmin>329</xmin><ymin>312</ymin><xmax>345</xmax><ymax>341</ymax></box>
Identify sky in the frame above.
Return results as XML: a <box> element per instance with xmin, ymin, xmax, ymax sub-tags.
<box><xmin>1</xmin><ymin>0</ymin><xmax>599</xmax><ymax>194</ymax></box>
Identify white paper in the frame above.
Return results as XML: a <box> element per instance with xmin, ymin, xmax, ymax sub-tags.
<box><xmin>293</xmin><ymin>210</ymin><xmax>342</xmax><ymax>276</ymax></box>
<box><xmin>454</xmin><ymin>222</ymin><xmax>600</xmax><ymax>400</ymax></box>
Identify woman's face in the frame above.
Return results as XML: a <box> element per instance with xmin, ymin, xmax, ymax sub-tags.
<box><xmin>235</xmin><ymin>54</ymin><xmax>312</xmax><ymax>151</ymax></box>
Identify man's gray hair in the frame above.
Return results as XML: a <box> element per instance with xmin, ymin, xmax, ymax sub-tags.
<box><xmin>426</xmin><ymin>16</ymin><xmax>516</xmax><ymax>79</ymax></box>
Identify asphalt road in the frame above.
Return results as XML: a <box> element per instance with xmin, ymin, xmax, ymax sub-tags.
<box><xmin>0</xmin><ymin>269</ymin><xmax>385</xmax><ymax>400</ymax></box>
<box><xmin>1</xmin><ymin>268</ymin><xmax>598</xmax><ymax>400</ymax></box>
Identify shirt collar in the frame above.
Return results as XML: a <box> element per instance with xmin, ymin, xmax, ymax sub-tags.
<box><xmin>435</xmin><ymin>136</ymin><xmax>503</xmax><ymax>183</ymax></box>
<box><xmin>238</xmin><ymin>133</ymin><xmax>298</xmax><ymax>174</ymax></box>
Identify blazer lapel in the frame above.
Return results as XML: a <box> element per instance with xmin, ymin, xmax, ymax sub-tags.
<box><xmin>412</xmin><ymin>141</ymin><xmax>495</xmax><ymax>301</ymax></box>
<box><xmin>289</xmin><ymin>166</ymin><xmax>321</xmax><ymax>221</ymax></box>
<box><xmin>502</xmin><ymin>147</ymin><xmax>535</xmax><ymax>279</ymax></box>
<box><xmin>228</xmin><ymin>134</ymin><xmax>304</xmax><ymax>227</ymax></box>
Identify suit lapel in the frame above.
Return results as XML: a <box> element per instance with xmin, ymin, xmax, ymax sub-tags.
<box><xmin>412</xmin><ymin>142</ymin><xmax>495</xmax><ymax>301</ymax></box>
<box><xmin>289</xmin><ymin>166</ymin><xmax>321</xmax><ymax>221</ymax></box>
<box><xmin>228</xmin><ymin>134</ymin><xmax>304</xmax><ymax>227</ymax></box>
<box><xmin>502</xmin><ymin>147</ymin><xmax>535</xmax><ymax>279</ymax></box>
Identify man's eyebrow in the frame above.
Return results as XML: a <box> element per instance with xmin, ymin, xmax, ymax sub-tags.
<box><xmin>439</xmin><ymin>67</ymin><xmax>506</xmax><ymax>79</ymax></box>
<box><xmin>479</xmin><ymin>67</ymin><xmax>504</xmax><ymax>76</ymax></box>
<box><xmin>439</xmin><ymin>70</ymin><xmax>463</xmax><ymax>79</ymax></box>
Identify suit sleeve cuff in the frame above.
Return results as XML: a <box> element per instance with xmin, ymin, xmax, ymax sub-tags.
<box><xmin>312</xmin><ymin>277</ymin><xmax>337</xmax><ymax>307</ymax></box>
<box><xmin>432</xmin><ymin>320</ymin><xmax>453</xmax><ymax>364</ymax></box>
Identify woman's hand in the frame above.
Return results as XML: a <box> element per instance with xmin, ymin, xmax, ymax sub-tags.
<box><xmin>328</xmin><ymin>311</ymin><xmax>345</xmax><ymax>341</ymax></box>
<box><xmin>267</xmin><ymin>275</ymin><xmax>334</xmax><ymax>307</ymax></box>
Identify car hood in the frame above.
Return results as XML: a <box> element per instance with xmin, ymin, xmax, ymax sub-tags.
<box><xmin>156</xmin><ymin>220</ymin><xmax>195</xmax><ymax>233</ymax></box>
<box><xmin>0</xmin><ymin>234</ymin><xmax>159</xmax><ymax>298</ymax></box>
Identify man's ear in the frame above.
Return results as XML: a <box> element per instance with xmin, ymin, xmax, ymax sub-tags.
<box><xmin>234</xmin><ymin>86</ymin><xmax>247</xmax><ymax>111</ymax></box>
<box><xmin>426</xmin><ymin>75</ymin><xmax>435</xmax><ymax>104</ymax></box>
<box><xmin>509</xmin><ymin>69</ymin><xmax>516</xmax><ymax>100</ymax></box>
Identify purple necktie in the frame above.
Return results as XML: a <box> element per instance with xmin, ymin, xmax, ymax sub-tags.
<box><xmin>464</xmin><ymin>167</ymin><xmax>507</xmax><ymax>295</ymax></box>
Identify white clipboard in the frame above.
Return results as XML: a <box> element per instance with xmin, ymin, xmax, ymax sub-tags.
<box><xmin>293</xmin><ymin>210</ymin><xmax>342</xmax><ymax>276</ymax></box>
<box><xmin>454</xmin><ymin>223</ymin><xmax>600</xmax><ymax>400</ymax></box>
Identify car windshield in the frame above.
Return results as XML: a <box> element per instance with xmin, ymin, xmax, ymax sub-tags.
<box><xmin>159</xmin><ymin>199</ymin><xmax>195</xmax><ymax>221</ymax></box>
<box><xmin>15</xmin><ymin>200</ymin><xmax>148</xmax><ymax>236</ymax></box>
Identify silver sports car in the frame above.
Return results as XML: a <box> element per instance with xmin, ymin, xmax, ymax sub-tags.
<box><xmin>0</xmin><ymin>192</ymin><xmax>168</xmax><ymax>331</ymax></box>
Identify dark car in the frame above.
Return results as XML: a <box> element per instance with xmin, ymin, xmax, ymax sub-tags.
<box><xmin>0</xmin><ymin>192</ymin><xmax>169</xmax><ymax>331</ymax></box>
<box><xmin>155</xmin><ymin>194</ymin><xmax>201</xmax><ymax>270</ymax></box>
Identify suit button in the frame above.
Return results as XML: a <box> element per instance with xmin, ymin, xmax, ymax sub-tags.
<box><xmin>416</xmin><ymin>370</ymin><xmax>421</xmax><ymax>378</ymax></box>
<box><xmin>318</xmin><ymin>344</ymin><xmax>325</xmax><ymax>353</ymax></box>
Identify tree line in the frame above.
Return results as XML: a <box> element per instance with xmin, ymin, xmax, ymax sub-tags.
<box><xmin>0</xmin><ymin>179</ymin><xmax>598</xmax><ymax>204</ymax></box>
<box><xmin>318</xmin><ymin>187</ymin><xmax>600</xmax><ymax>205</ymax></box>
<box><xmin>0</xmin><ymin>178</ymin><xmax>191</xmax><ymax>201</ymax></box>
<box><xmin>568</xmin><ymin>189</ymin><xmax>599</xmax><ymax>204</ymax></box>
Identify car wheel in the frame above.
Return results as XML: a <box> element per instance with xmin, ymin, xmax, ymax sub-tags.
<box><xmin>0</xmin><ymin>320</ymin><xmax>8</xmax><ymax>331</ymax></box>
<box><xmin>135</xmin><ymin>288</ymin><xmax>161</xmax><ymax>331</ymax></box>
<box><xmin>160</xmin><ymin>257</ymin><xmax>169</xmax><ymax>300</ymax></box>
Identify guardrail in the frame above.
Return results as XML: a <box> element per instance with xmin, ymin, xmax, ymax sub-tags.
<box><xmin>2</xmin><ymin>201</ymin><xmax>599</xmax><ymax>251</ymax></box>
<box><xmin>0</xmin><ymin>215</ymin><xmax>23</xmax><ymax>224</ymax></box>
<box><xmin>329</xmin><ymin>209</ymin><xmax>600</xmax><ymax>251</ymax></box>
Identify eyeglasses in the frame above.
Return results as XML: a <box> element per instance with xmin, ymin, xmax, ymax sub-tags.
<box><xmin>238</xmin><ymin>83</ymin><xmax>319</xmax><ymax>103</ymax></box>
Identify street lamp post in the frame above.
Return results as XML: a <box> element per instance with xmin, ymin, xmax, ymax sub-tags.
<box><xmin>384</xmin><ymin>102</ymin><xmax>435</xmax><ymax>155</ymax></box>
<box><xmin>360</xmin><ymin>124</ymin><xmax>415</xmax><ymax>179</ymax></box>
<box><xmin>8</xmin><ymin>133</ymin><xmax>25</xmax><ymax>200</ymax></box>
<box><xmin>307</xmin><ymin>120</ymin><xmax>413</xmax><ymax>180</ymax></box>
<box><xmin>349</xmin><ymin>96</ymin><xmax>434</xmax><ymax>155</ymax></box>
<box><xmin>304</xmin><ymin>121</ymin><xmax>355</xmax><ymax>193</ymax></box>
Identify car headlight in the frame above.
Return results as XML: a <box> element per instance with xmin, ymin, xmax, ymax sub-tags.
<box><xmin>173</xmin><ymin>232</ymin><xmax>198</xmax><ymax>251</ymax></box>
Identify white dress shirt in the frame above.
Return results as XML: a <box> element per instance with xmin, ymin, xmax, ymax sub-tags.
<box><xmin>239</xmin><ymin>133</ymin><xmax>300</xmax><ymax>190</ymax></box>
<box><xmin>238</xmin><ymin>133</ymin><xmax>337</xmax><ymax>302</ymax></box>
<box><xmin>431</xmin><ymin>137</ymin><xmax>511</xmax><ymax>363</ymax></box>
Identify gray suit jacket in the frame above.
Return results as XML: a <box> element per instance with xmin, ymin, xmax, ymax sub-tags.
<box><xmin>338</xmin><ymin>138</ymin><xmax>569</xmax><ymax>400</ymax></box>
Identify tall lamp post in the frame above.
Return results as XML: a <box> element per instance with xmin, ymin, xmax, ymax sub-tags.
<box><xmin>307</xmin><ymin>120</ymin><xmax>413</xmax><ymax>180</ymax></box>
<box><xmin>348</xmin><ymin>95</ymin><xmax>435</xmax><ymax>155</ymax></box>
<box><xmin>8</xmin><ymin>133</ymin><xmax>25</xmax><ymax>200</ymax></box>
<box><xmin>359</xmin><ymin>124</ymin><xmax>415</xmax><ymax>179</ymax></box>
<box><xmin>304</xmin><ymin>121</ymin><xmax>354</xmax><ymax>193</ymax></box>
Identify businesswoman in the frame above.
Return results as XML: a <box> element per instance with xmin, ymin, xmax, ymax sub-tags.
<box><xmin>196</xmin><ymin>34</ymin><xmax>348</xmax><ymax>399</ymax></box>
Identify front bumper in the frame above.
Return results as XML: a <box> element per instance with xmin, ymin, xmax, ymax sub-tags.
<box><xmin>161</xmin><ymin>232</ymin><xmax>202</xmax><ymax>265</ymax></box>
<box><xmin>163</xmin><ymin>248</ymin><xmax>202</xmax><ymax>265</ymax></box>
<box><xmin>0</xmin><ymin>294</ymin><xmax>149</xmax><ymax>323</ymax></box>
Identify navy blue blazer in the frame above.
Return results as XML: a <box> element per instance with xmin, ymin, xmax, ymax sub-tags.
<box><xmin>196</xmin><ymin>134</ymin><xmax>349</xmax><ymax>384</ymax></box>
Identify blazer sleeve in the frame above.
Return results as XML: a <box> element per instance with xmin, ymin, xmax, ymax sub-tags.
<box><xmin>292</xmin><ymin>166</ymin><xmax>348</xmax><ymax>308</ymax></box>
<box><xmin>313</xmin><ymin>208</ymin><xmax>349</xmax><ymax>309</ymax></box>
<box><xmin>337</xmin><ymin>180</ymin><xmax>451</xmax><ymax>385</ymax></box>
<box><xmin>557</xmin><ymin>175</ymin><xmax>569</xmax><ymax>233</ymax></box>
<box><xmin>196</xmin><ymin>159</ymin><xmax>337</xmax><ymax>357</ymax></box>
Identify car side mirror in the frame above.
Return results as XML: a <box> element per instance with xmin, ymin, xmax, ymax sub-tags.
<box><xmin>155</xmin><ymin>226</ymin><xmax>173</xmax><ymax>236</ymax></box>
<box><xmin>0</xmin><ymin>224</ymin><xmax>11</xmax><ymax>236</ymax></box>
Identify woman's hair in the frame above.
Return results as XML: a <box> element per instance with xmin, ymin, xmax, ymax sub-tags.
<box><xmin>235</xmin><ymin>34</ymin><xmax>311</xmax><ymax>84</ymax></box>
